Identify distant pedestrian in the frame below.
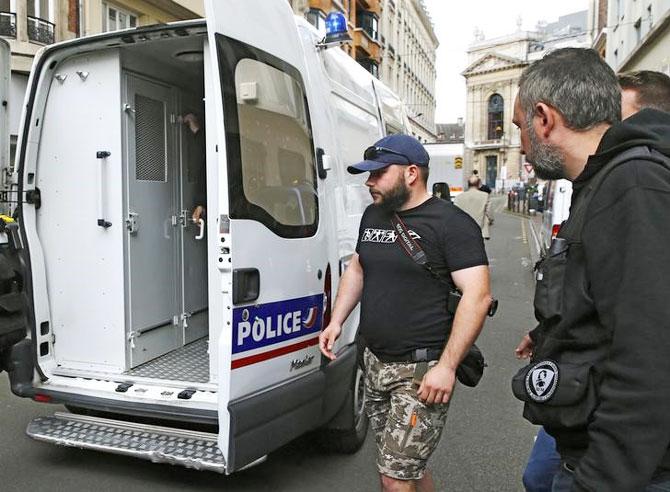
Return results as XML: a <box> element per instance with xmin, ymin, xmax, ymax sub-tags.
<box><xmin>432</xmin><ymin>182</ymin><xmax>451</xmax><ymax>202</ymax></box>
<box><xmin>454</xmin><ymin>176</ymin><xmax>491</xmax><ymax>240</ymax></box>
<box><xmin>471</xmin><ymin>169</ymin><xmax>492</xmax><ymax>193</ymax></box>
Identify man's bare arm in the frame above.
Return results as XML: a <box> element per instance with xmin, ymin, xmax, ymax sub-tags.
<box><xmin>417</xmin><ymin>265</ymin><xmax>491</xmax><ymax>404</ymax></box>
<box><xmin>318</xmin><ymin>253</ymin><xmax>364</xmax><ymax>360</ymax></box>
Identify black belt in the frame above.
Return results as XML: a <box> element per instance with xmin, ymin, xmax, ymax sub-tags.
<box><xmin>373</xmin><ymin>347</ymin><xmax>443</xmax><ymax>363</ymax></box>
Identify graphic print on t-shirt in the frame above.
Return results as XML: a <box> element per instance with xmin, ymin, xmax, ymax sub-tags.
<box><xmin>361</xmin><ymin>227</ymin><xmax>421</xmax><ymax>243</ymax></box>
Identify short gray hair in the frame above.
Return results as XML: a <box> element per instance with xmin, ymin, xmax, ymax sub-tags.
<box><xmin>519</xmin><ymin>48</ymin><xmax>621</xmax><ymax>130</ymax></box>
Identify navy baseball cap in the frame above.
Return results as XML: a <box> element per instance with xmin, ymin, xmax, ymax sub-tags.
<box><xmin>347</xmin><ymin>134</ymin><xmax>430</xmax><ymax>174</ymax></box>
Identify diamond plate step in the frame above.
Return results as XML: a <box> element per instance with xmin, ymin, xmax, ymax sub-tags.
<box><xmin>27</xmin><ymin>412</ymin><xmax>226</xmax><ymax>473</ymax></box>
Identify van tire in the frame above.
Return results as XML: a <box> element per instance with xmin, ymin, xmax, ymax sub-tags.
<box><xmin>317</xmin><ymin>352</ymin><xmax>368</xmax><ymax>454</ymax></box>
<box><xmin>0</xmin><ymin>247</ymin><xmax>28</xmax><ymax>372</ymax></box>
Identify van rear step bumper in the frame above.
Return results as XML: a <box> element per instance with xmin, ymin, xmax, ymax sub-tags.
<box><xmin>27</xmin><ymin>412</ymin><xmax>227</xmax><ymax>473</ymax></box>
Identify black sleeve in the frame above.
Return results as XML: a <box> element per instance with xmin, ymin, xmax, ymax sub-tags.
<box><xmin>574</xmin><ymin>184</ymin><xmax>670</xmax><ymax>490</ymax></box>
<box><xmin>442</xmin><ymin>210</ymin><xmax>488</xmax><ymax>272</ymax></box>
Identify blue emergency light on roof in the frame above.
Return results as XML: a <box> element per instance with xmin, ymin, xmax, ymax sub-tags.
<box><xmin>318</xmin><ymin>11</ymin><xmax>352</xmax><ymax>48</ymax></box>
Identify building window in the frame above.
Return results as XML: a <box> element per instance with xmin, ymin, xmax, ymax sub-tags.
<box><xmin>0</xmin><ymin>0</ymin><xmax>16</xmax><ymax>39</ymax></box>
<box><xmin>357</xmin><ymin>11</ymin><xmax>378</xmax><ymax>41</ymax></box>
<box><xmin>634</xmin><ymin>17</ymin><xmax>642</xmax><ymax>43</ymax></box>
<box><xmin>615</xmin><ymin>0</ymin><xmax>622</xmax><ymax>19</ymax></box>
<box><xmin>305</xmin><ymin>8</ymin><xmax>326</xmax><ymax>36</ymax></box>
<box><xmin>358</xmin><ymin>57</ymin><xmax>379</xmax><ymax>78</ymax></box>
<box><xmin>27</xmin><ymin>0</ymin><xmax>54</xmax><ymax>44</ymax></box>
<box><xmin>487</xmin><ymin>94</ymin><xmax>504</xmax><ymax>140</ymax></box>
<box><xmin>102</xmin><ymin>2</ymin><xmax>137</xmax><ymax>32</ymax></box>
<box><xmin>27</xmin><ymin>0</ymin><xmax>50</xmax><ymax>19</ymax></box>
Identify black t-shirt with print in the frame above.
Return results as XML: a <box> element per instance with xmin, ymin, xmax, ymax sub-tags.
<box><xmin>355</xmin><ymin>196</ymin><xmax>488</xmax><ymax>357</ymax></box>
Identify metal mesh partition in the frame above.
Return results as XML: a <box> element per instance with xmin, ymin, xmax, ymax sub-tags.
<box><xmin>135</xmin><ymin>94</ymin><xmax>167</xmax><ymax>182</ymax></box>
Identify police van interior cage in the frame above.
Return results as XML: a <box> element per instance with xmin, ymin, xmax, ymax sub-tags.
<box><xmin>25</xmin><ymin>24</ymin><xmax>217</xmax><ymax>390</ymax></box>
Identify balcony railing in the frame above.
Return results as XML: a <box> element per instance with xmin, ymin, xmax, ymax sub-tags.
<box><xmin>27</xmin><ymin>15</ymin><xmax>55</xmax><ymax>44</ymax></box>
<box><xmin>0</xmin><ymin>12</ymin><xmax>16</xmax><ymax>38</ymax></box>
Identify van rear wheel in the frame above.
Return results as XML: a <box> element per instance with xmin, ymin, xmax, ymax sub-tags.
<box><xmin>318</xmin><ymin>352</ymin><xmax>369</xmax><ymax>454</ymax></box>
<box><xmin>0</xmin><ymin>241</ymin><xmax>28</xmax><ymax>372</ymax></box>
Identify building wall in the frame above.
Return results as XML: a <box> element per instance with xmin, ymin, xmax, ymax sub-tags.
<box><xmin>291</xmin><ymin>0</ymin><xmax>438</xmax><ymax>141</ymax></box>
<box><xmin>81</xmin><ymin>0</ymin><xmax>202</xmax><ymax>38</ymax></box>
<box><xmin>377</xmin><ymin>0</ymin><xmax>438</xmax><ymax>141</ymax></box>
<box><xmin>463</xmin><ymin>14</ymin><xmax>590</xmax><ymax>189</ymax></box>
<box><xmin>606</xmin><ymin>0</ymin><xmax>670</xmax><ymax>72</ymax></box>
<box><xmin>463</xmin><ymin>60</ymin><xmax>524</xmax><ymax>186</ymax></box>
<box><xmin>621</xmin><ymin>17</ymin><xmax>670</xmax><ymax>73</ymax></box>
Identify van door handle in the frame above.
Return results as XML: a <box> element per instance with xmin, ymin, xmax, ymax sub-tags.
<box><xmin>96</xmin><ymin>151</ymin><xmax>112</xmax><ymax>228</ymax></box>
<box><xmin>316</xmin><ymin>147</ymin><xmax>331</xmax><ymax>180</ymax></box>
<box><xmin>195</xmin><ymin>219</ymin><xmax>205</xmax><ymax>240</ymax></box>
<box><xmin>233</xmin><ymin>268</ymin><xmax>260</xmax><ymax>304</ymax></box>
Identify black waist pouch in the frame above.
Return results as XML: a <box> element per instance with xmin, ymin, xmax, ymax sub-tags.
<box><xmin>511</xmin><ymin>360</ymin><xmax>598</xmax><ymax>428</ymax></box>
<box><xmin>456</xmin><ymin>344</ymin><xmax>486</xmax><ymax>387</ymax></box>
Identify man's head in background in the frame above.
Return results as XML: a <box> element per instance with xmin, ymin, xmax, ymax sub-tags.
<box><xmin>618</xmin><ymin>70</ymin><xmax>670</xmax><ymax>119</ymax></box>
<box><xmin>468</xmin><ymin>176</ymin><xmax>481</xmax><ymax>189</ymax></box>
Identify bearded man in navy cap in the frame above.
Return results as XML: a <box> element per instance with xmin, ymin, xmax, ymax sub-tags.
<box><xmin>319</xmin><ymin>134</ymin><xmax>492</xmax><ymax>492</ymax></box>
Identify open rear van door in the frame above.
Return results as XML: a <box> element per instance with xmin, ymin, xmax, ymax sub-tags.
<box><xmin>205</xmin><ymin>0</ymin><xmax>329</xmax><ymax>471</ymax></box>
<box><xmin>0</xmin><ymin>39</ymin><xmax>10</xmax><ymax>208</ymax></box>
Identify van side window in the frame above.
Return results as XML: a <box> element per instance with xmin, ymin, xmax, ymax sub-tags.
<box><xmin>234</xmin><ymin>59</ymin><xmax>316</xmax><ymax>231</ymax></box>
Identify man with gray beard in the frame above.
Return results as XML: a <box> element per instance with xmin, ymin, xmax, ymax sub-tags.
<box><xmin>510</xmin><ymin>48</ymin><xmax>670</xmax><ymax>491</ymax></box>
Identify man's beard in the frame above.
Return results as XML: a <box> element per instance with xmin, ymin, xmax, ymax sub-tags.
<box><xmin>372</xmin><ymin>175</ymin><xmax>410</xmax><ymax>213</ymax></box>
<box><xmin>526</xmin><ymin>121</ymin><xmax>567</xmax><ymax>180</ymax></box>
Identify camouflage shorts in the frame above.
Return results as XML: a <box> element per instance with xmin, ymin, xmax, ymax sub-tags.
<box><xmin>364</xmin><ymin>348</ymin><xmax>451</xmax><ymax>481</ymax></box>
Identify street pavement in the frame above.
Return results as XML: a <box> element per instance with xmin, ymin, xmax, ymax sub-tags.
<box><xmin>0</xmin><ymin>195</ymin><xmax>540</xmax><ymax>491</ymax></box>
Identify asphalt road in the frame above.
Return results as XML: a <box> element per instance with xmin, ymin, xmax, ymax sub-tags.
<box><xmin>0</xmin><ymin>196</ymin><xmax>540</xmax><ymax>491</ymax></box>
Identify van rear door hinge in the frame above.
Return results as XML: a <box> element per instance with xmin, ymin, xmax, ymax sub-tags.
<box><xmin>25</xmin><ymin>188</ymin><xmax>41</xmax><ymax>209</ymax></box>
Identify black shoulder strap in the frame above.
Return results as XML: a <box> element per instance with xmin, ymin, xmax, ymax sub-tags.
<box><xmin>391</xmin><ymin>212</ymin><xmax>449</xmax><ymax>286</ymax></box>
<box><xmin>391</xmin><ymin>212</ymin><xmax>499</xmax><ymax>317</ymax></box>
<box><xmin>558</xmin><ymin>146</ymin><xmax>670</xmax><ymax>243</ymax></box>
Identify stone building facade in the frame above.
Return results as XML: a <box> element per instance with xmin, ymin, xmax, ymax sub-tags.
<box><xmin>462</xmin><ymin>12</ymin><xmax>589</xmax><ymax>190</ymax></box>
<box><xmin>291</xmin><ymin>0</ymin><xmax>438</xmax><ymax>141</ymax></box>
<box><xmin>604</xmin><ymin>0</ymin><xmax>670</xmax><ymax>74</ymax></box>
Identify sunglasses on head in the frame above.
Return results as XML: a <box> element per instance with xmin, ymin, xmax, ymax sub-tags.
<box><xmin>363</xmin><ymin>145</ymin><xmax>411</xmax><ymax>164</ymax></box>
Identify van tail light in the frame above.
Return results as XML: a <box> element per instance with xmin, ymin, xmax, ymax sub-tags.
<box><xmin>33</xmin><ymin>393</ymin><xmax>52</xmax><ymax>403</ymax></box>
<box><xmin>323</xmin><ymin>264</ymin><xmax>332</xmax><ymax>328</ymax></box>
<box><xmin>551</xmin><ymin>224</ymin><xmax>562</xmax><ymax>239</ymax></box>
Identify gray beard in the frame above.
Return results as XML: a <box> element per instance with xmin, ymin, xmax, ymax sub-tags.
<box><xmin>527</xmin><ymin>124</ymin><xmax>567</xmax><ymax>180</ymax></box>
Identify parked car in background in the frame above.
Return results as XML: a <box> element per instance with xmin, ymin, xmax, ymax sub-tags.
<box><xmin>540</xmin><ymin>179</ymin><xmax>573</xmax><ymax>253</ymax></box>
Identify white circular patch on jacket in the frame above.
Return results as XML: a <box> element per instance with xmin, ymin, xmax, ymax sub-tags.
<box><xmin>525</xmin><ymin>360</ymin><xmax>559</xmax><ymax>402</ymax></box>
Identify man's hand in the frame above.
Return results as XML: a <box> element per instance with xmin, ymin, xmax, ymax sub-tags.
<box><xmin>319</xmin><ymin>322</ymin><xmax>342</xmax><ymax>360</ymax></box>
<box><xmin>515</xmin><ymin>334</ymin><xmax>534</xmax><ymax>359</ymax></box>
<box><xmin>192</xmin><ymin>205</ymin><xmax>205</xmax><ymax>222</ymax></box>
<box><xmin>417</xmin><ymin>363</ymin><xmax>456</xmax><ymax>405</ymax></box>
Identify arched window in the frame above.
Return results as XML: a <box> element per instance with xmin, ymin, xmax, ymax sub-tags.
<box><xmin>488</xmin><ymin>94</ymin><xmax>504</xmax><ymax>140</ymax></box>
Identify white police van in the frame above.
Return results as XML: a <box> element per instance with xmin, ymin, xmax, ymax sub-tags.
<box><xmin>0</xmin><ymin>1</ymin><xmax>410</xmax><ymax>473</ymax></box>
<box><xmin>539</xmin><ymin>179</ymin><xmax>573</xmax><ymax>253</ymax></box>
